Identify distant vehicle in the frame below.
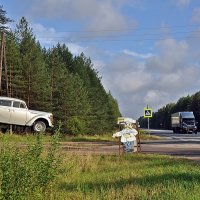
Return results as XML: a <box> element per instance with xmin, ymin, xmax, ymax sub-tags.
<box><xmin>0</xmin><ymin>96</ymin><xmax>53</xmax><ymax>132</ymax></box>
<box><xmin>171</xmin><ymin>112</ymin><xmax>197</xmax><ymax>134</ymax></box>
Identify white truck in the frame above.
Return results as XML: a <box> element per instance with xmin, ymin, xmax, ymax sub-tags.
<box><xmin>171</xmin><ymin>111</ymin><xmax>197</xmax><ymax>134</ymax></box>
<box><xmin>0</xmin><ymin>96</ymin><xmax>53</xmax><ymax>132</ymax></box>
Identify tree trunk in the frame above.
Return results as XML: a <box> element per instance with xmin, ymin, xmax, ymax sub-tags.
<box><xmin>0</xmin><ymin>32</ymin><xmax>4</xmax><ymax>94</ymax></box>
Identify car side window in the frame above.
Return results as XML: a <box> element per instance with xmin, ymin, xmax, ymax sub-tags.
<box><xmin>13</xmin><ymin>101</ymin><xmax>20</xmax><ymax>108</ymax></box>
<box><xmin>0</xmin><ymin>100</ymin><xmax>12</xmax><ymax>107</ymax></box>
<box><xmin>13</xmin><ymin>101</ymin><xmax>26</xmax><ymax>109</ymax></box>
<box><xmin>20</xmin><ymin>103</ymin><xmax>26</xmax><ymax>109</ymax></box>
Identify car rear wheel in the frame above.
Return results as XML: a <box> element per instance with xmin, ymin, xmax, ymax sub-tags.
<box><xmin>33</xmin><ymin>121</ymin><xmax>46</xmax><ymax>133</ymax></box>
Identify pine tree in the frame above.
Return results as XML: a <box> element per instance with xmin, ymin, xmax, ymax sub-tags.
<box><xmin>15</xmin><ymin>17</ymin><xmax>51</xmax><ymax>110</ymax></box>
<box><xmin>73</xmin><ymin>53</ymin><xmax>116</xmax><ymax>133</ymax></box>
<box><xmin>4</xmin><ymin>32</ymin><xmax>22</xmax><ymax>97</ymax></box>
<box><xmin>45</xmin><ymin>46</ymin><xmax>92</xmax><ymax>134</ymax></box>
<box><xmin>0</xmin><ymin>5</ymin><xmax>12</xmax><ymax>30</ymax></box>
<box><xmin>106</xmin><ymin>91</ymin><xmax>121</xmax><ymax>130</ymax></box>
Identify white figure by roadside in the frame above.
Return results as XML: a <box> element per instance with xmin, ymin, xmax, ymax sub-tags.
<box><xmin>112</xmin><ymin>122</ymin><xmax>138</xmax><ymax>152</ymax></box>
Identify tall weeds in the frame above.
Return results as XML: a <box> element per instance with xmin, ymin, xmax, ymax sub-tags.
<box><xmin>0</xmin><ymin>130</ymin><xmax>61</xmax><ymax>200</ymax></box>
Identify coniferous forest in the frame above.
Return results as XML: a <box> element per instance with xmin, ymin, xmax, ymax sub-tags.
<box><xmin>0</xmin><ymin>10</ymin><xmax>121</xmax><ymax>134</ymax></box>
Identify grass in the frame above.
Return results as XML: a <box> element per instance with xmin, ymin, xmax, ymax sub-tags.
<box><xmin>0</xmin><ymin>133</ymin><xmax>200</xmax><ymax>199</ymax></box>
<box><xmin>0</xmin><ymin>132</ymin><xmax>53</xmax><ymax>144</ymax></box>
<box><xmin>57</xmin><ymin>129</ymin><xmax>160</xmax><ymax>142</ymax></box>
<box><xmin>0</xmin><ymin>129</ymin><xmax>159</xmax><ymax>143</ymax></box>
<box><xmin>54</xmin><ymin>152</ymin><xmax>200</xmax><ymax>200</ymax></box>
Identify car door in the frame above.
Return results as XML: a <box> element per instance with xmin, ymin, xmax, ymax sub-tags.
<box><xmin>0</xmin><ymin>99</ymin><xmax>12</xmax><ymax>123</ymax></box>
<box><xmin>9</xmin><ymin>101</ymin><xmax>27</xmax><ymax>125</ymax></box>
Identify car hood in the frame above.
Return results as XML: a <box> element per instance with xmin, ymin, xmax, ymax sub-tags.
<box><xmin>29</xmin><ymin>109</ymin><xmax>52</xmax><ymax>116</ymax></box>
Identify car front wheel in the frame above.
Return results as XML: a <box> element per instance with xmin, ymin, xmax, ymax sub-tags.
<box><xmin>33</xmin><ymin>121</ymin><xmax>46</xmax><ymax>133</ymax></box>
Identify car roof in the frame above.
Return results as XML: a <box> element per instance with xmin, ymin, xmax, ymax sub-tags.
<box><xmin>0</xmin><ymin>96</ymin><xmax>25</xmax><ymax>102</ymax></box>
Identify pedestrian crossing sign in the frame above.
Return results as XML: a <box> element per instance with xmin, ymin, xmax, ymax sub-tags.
<box><xmin>144</xmin><ymin>108</ymin><xmax>152</xmax><ymax>118</ymax></box>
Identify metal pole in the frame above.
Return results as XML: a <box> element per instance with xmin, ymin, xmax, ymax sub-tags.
<box><xmin>147</xmin><ymin>103</ymin><xmax>149</xmax><ymax>129</ymax></box>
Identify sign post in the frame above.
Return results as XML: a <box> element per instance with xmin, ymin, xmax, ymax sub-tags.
<box><xmin>144</xmin><ymin>105</ymin><xmax>152</xmax><ymax>129</ymax></box>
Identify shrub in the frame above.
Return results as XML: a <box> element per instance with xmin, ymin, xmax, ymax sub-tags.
<box><xmin>0</xmin><ymin>132</ymin><xmax>60</xmax><ymax>199</ymax></box>
<box><xmin>65</xmin><ymin>116</ymin><xmax>86</xmax><ymax>135</ymax></box>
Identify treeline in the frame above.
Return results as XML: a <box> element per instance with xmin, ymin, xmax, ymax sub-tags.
<box><xmin>139</xmin><ymin>92</ymin><xmax>200</xmax><ymax>130</ymax></box>
<box><xmin>0</xmin><ymin>16</ymin><xmax>121</xmax><ymax>134</ymax></box>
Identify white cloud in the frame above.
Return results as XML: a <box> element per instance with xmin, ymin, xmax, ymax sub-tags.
<box><xmin>31</xmin><ymin>23</ymin><xmax>71</xmax><ymax>47</ymax></box>
<box><xmin>110</xmin><ymin>71</ymin><xmax>152</xmax><ymax>93</ymax></box>
<box><xmin>100</xmin><ymin>54</ymin><xmax>154</xmax><ymax>117</ymax></box>
<box><xmin>123</xmin><ymin>49</ymin><xmax>154</xmax><ymax>59</ymax></box>
<box><xmin>144</xmin><ymin>90</ymin><xmax>170</xmax><ymax>110</ymax></box>
<box><xmin>98</xmin><ymin>35</ymin><xmax>200</xmax><ymax>118</ymax></box>
<box><xmin>29</xmin><ymin>0</ymin><xmax>137</xmax><ymax>34</ymax></box>
<box><xmin>87</xmin><ymin>2</ymin><xmax>127</xmax><ymax>31</ymax></box>
<box><xmin>157</xmin><ymin>70</ymin><xmax>199</xmax><ymax>93</ymax></box>
<box><xmin>187</xmin><ymin>28</ymin><xmax>200</xmax><ymax>61</ymax></box>
<box><xmin>31</xmin><ymin>0</ymin><xmax>96</xmax><ymax>19</ymax></box>
<box><xmin>66</xmin><ymin>43</ymin><xmax>87</xmax><ymax>55</ymax></box>
<box><xmin>32</xmin><ymin>23</ymin><xmax>88</xmax><ymax>54</ymax></box>
<box><xmin>147</xmin><ymin>39</ymin><xmax>188</xmax><ymax>73</ymax></box>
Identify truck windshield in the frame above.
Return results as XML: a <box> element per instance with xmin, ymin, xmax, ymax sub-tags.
<box><xmin>182</xmin><ymin>119</ymin><xmax>195</xmax><ymax>125</ymax></box>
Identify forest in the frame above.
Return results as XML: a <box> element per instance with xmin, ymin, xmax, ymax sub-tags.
<box><xmin>0</xmin><ymin>7</ymin><xmax>121</xmax><ymax>134</ymax></box>
<box><xmin>139</xmin><ymin>92</ymin><xmax>200</xmax><ymax>131</ymax></box>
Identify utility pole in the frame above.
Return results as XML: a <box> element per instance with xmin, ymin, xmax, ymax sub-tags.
<box><xmin>0</xmin><ymin>31</ymin><xmax>4</xmax><ymax>93</ymax></box>
<box><xmin>3</xmin><ymin>35</ymin><xmax>8</xmax><ymax>96</ymax></box>
<box><xmin>0</xmin><ymin>31</ymin><xmax>9</xmax><ymax>96</ymax></box>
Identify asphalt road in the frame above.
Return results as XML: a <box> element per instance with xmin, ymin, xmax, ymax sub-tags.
<box><xmin>60</xmin><ymin>129</ymin><xmax>200</xmax><ymax>163</ymax></box>
<box><xmin>141</xmin><ymin>129</ymin><xmax>200</xmax><ymax>162</ymax></box>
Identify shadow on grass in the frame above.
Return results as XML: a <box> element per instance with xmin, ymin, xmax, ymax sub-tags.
<box><xmin>58</xmin><ymin>172</ymin><xmax>200</xmax><ymax>193</ymax></box>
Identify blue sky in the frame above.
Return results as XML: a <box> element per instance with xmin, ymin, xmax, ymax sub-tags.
<box><xmin>2</xmin><ymin>0</ymin><xmax>200</xmax><ymax>119</ymax></box>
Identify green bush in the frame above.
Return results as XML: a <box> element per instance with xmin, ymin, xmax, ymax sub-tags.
<box><xmin>0</xmin><ymin>133</ymin><xmax>60</xmax><ymax>200</ymax></box>
<box><xmin>65</xmin><ymin>116</ymin><xmax>86</xmax><ymax>135</ymax></box>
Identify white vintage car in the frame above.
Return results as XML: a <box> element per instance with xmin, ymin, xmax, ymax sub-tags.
<box><xmin>0</xmin><ymin>96</ymin><xmax>53</xmax><ymax>132</ymax></box>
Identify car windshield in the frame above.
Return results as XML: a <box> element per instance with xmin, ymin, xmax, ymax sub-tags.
<box><xmin>182</xmin><ymin>119</ymin><xmax>195</xmax><ymax>125</ymax></box>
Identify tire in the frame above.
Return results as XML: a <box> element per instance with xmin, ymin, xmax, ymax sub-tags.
<box><xmin>33</xmin><ymin>121</ymin><xmax>46</xmax><ymax>133</ymax></box>
<box><xmin>1</xmin><ymin>127</ymin><xmax>8</xmax><ymax>133</ymax></box>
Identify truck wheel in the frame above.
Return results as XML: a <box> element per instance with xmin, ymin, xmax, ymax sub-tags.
<box><xmin>33</xmin><ymin>121</ymin><xmax>46</xmax><ymax>133</ymax></box>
